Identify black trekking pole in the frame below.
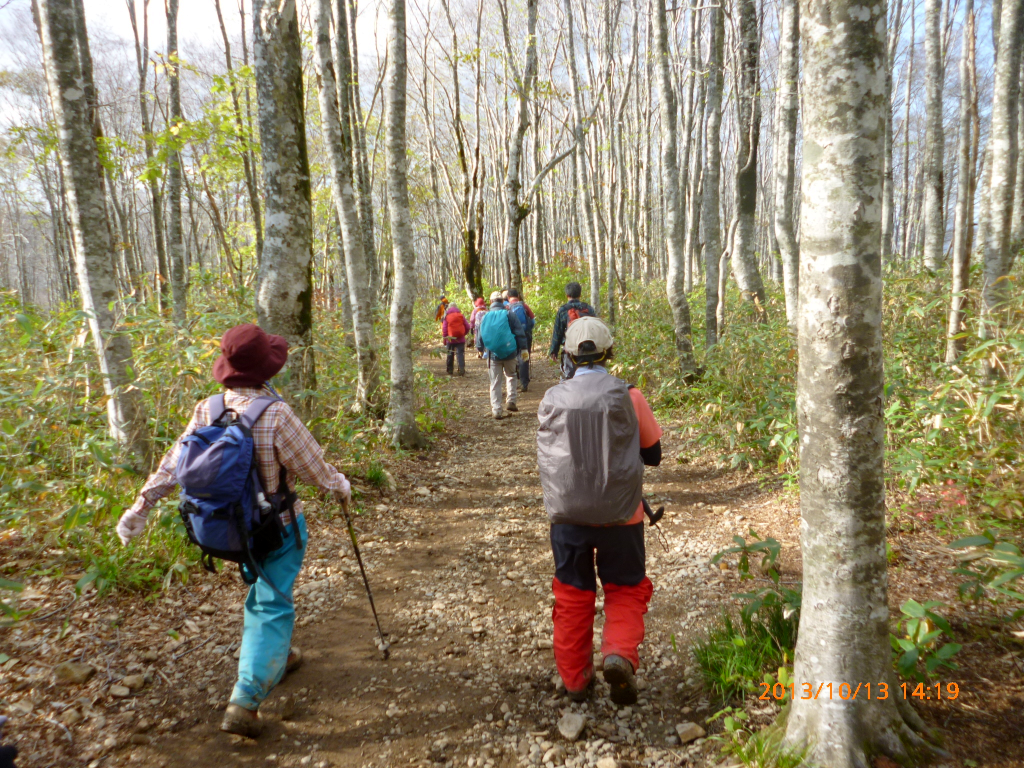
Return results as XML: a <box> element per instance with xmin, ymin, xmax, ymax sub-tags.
<box><xmin>340</xmin><ymin>499</ymin><xmax>391</xmax><ymax>660</ymax></box>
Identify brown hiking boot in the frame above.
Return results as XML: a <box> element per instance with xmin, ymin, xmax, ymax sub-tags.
<box><xmin>505</xmin><ymin>402</ymin><xmax>519</xmax><ymax>412</ymax></box>
<box><xmin>566</xmin><ymin>669</ymin><xmax>595</xmax><ymax>702</ymax></box>
<box><xmin>602</xmin><ymin>655</ymin><xmax>638</xmax><ymax>706</ymax></box>
<box><xmin>220</xmin><ymin>704</ymin><xmax>263</xmax><ymax>738</ymax></box>
<box><xmin>285</xmin><ymin>647</ymin><xmax>303</xmax><ymax>675</ymax></box>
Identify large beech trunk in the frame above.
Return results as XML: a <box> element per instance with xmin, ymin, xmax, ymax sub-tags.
<box><xmin>786</xmin><ymin>0</ymin><xmax>937</xmax><ymax>762</ymax></box>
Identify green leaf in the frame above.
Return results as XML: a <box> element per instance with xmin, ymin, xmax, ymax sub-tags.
<box><xmin>935</xmin><ymin>643</ymin><xmax>961</xmax><ymax>660</ymax></box>
<box><xmin>949</xmin><ymin>534</ymin><xmax>995</xmax><ymax>549</ymax></box>
<box><xmin>896</xmin><ymin>638</ymin><xmax>917</xmax><ymax>652</ymax></box>
<box><xmin>901</xmin><ymin>599</ymin><xmax>926</xmax><ymax>618</ymax></box>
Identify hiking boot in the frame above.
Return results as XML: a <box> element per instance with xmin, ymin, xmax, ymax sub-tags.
<box><xmin>602</xmin><ymin>655</ymin><xmax>638</xmax><ymax>706</ymax></box>
<box><xmin>285</xmin><ymin>647</ymin><xmax>303</xmax><ymax>675</ymax></box>
<box><xmin>458</xmin><ymin>369</ymin><xmax>466</xmax><ymax>377</ymax></box>
<box><xmin>506</xmin><ymin>402</ymin><xmax>519</xmax><ymax>412</ymax></box>
<box><xmin>521</xmin><ymin>384</ymin><xmax>528</xmax><ymax>393</ymax></box>
<box><xmin>566</xmin><ymin>670</ymin><xmax>594</xmax><ymax>702</ymax></box>
<box><xmin>493</xmin><ymin>412</ymin><xmax>505</xmax><ymax>420</ymax></box>
<box><xmin>220</xmin><ymin>704</ymin><xmax>263</xmax><ymax>738</ymax></box>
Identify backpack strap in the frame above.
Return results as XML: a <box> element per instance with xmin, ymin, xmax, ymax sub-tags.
<box><xmin>207</xmin><ymin>394</ymin><xmax>227</xmax><ymax>425</ymax></box>
<box><xmin>238</xmin><ymin>395</ymin><xmax>281</xmax><ymax>430</ymax></box>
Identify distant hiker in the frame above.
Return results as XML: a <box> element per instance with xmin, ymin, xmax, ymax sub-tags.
<box><xmin>548</xmin><ymin>281</ymin><xmax>596</xmax><ymax>380</ymax></box>
<box><xmin>476</xmin><ymin>290</ymin><xmax>528</xmax><ymax>419</ymax></box>
<box><xmin>434</xmin><ymin>296</ymin><xmax>449</xmax><ymax>323</ymax></box>
<box><xmin>442</xmin><ymin>302</ymin><xmax>468</xmax><ymax>376</ymax></box>
<box><xmin>507</xmin><ymin>287</ymin><xmax>536</xmax><ymax>392</ymax></box>
<box><xmin>537</xmin><ymin>317</ymin><xmax>662</xmax><ymax>705</ymax></box>
<box><xmin>115</xmin><ymin>324</ymin><xmax>352</xmax><ymax>739</ymax></box>
<box><xmin>469</xmin><ymin>297</ymin><xmax>488</xmax><ymax>358</ymax></box>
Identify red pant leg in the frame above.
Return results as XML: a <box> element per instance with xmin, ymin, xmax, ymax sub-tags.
<box><xmin>552</xmin><ymin>577</ymin><xmax>596</xmax><ymax>691</ymax></box>
<box><xmin>600</xmin><ymin>577</ymin><xmax>653</xmax><ymax>671</ymax></box>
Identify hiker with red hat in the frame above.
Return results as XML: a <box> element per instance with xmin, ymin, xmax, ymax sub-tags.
<box><xmin>115</xmin><ymin>323</ymin><xmax>351</xmax><ymax>738</ymax></box>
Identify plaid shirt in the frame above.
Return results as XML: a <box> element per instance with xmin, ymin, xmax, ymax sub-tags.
<box><xmin>128</xmin><ymin>387</ymin><xmax>348</xmax><ymax>525</ymax></box>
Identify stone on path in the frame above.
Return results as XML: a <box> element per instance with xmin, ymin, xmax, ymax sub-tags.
<box><xmin>675</xmin><ymin>721</ymin><xmax>705</xmax><ymax>743</ymax></box>
<box><xmin>109</xmin><ymin>684</ymin><xmax>131</xmax><ymax>698</ymax></box>
<box><xmin>596</xmin><ymin>757</ymin><xmax>619</xmax><ymax>768</ymax></box>
<box><xmin>121</xmin><ymin>674</ymin><xmax>146</xmax><ymax>690</ymax></box>
<box><xmin>558</xmin><ymin>712</ymin><xmax>586</xmax><ymax>741</ymax></box>
<box><xmin>53</xmin><ymin>661</ymin><xmax>95</xmax><ymax>685</ymax></box>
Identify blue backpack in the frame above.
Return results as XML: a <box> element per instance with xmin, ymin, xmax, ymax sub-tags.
<box><xmin>176</xmin><ymin>394</ymin><xmax>300</xmax><ymax>601</ymax></box>
<box><xmin>479</xmin><ymin>309</ymin><xmax>518</xmax><ymax>359</ymax></box>
<box><xmin>509</xmin><ymin>302</ymin><xmax>535</xmax><ymax>334</ymax></box>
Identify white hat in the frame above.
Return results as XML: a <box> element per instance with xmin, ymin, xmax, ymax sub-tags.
<box><xmin>489</xmin><ymin>291</ymin><xmax>504</xmax><ymax>302</ymax></box>
<box><xmin>564</xmin><ymin>316</ymin><xmax>613</xmax><ymax>356</ymax></box>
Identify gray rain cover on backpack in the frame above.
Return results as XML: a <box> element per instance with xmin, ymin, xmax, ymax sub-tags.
<box><xmin>537</xmin><ymin>372</ymin><xmax>644</xmax><ymax>525</ymax></box>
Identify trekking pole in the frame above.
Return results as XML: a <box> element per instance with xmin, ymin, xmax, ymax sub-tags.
<box><xmin>339</xmin><ymin>498</ymin><xmax>391</xmax><ymax>660</ymax></box>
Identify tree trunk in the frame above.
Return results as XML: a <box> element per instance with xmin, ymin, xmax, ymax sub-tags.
<box><xmin>499</xmin><ymin>0</ymin><xmax>538</xmax><ymax>294</ymax></box>
<box><xmin>384</xmin><ymin>0</ymin><xmax>424</xmax><ymax>449</ymax></box>
<box><xmin>38</xmin><ymin>0</ymin><xmax>151</xmax><ymax>467</ymax></box>
<box><xmin>563</xmin><ymin>0</ymin><xmax>600</xmax><ymax>314</ymax></box>
<box><xmin>981</xmin><ymin>0</ymin><xmax>1024</xmax><ymax>354</ymax></box>
<box><xmin>653</xmin><ymin>0</ymin><xmax>695</xmax><ymax>372</ymax></box>
<box><xmin>785</xmin><ymin>0</ymin><xmax>936</xmax><ymax>761</ymax></box>
<box><xmin>945</xmin><ymin>0</ymin><xmax>977</xmax><ymax>363</ymax></box>
<box><xmin>702</xmin><ymin>1</ymin><xmax>725</xmax><ymax>347</ymax></box>
<box><xmin>881</xmin><ymin>0</ymin><xmax>903</xmax><ymax>268</ymax></box>
<box><xmin>773</xmin><ymin>0</ymin><xmax>800</xmax><ymax>334</ymax></box>
<box><xmin>166</xmin><ymin>0</ymin><xmax>186</xmax><ymax>326</ymax></box>
<box><xmin>347</xmin><ymin>0</ymin><xmax>379</xmax><ymax>302</ymax></box>
<box><xmin>213</xmin><ymin>0</ymin><xmax>264</xmax><ymax>266</ymax></box>
<box><xmin>312</xmin><ymin>0</ymin><xmax>381</xmax><ymax>414</ymax></box>
<box><xmin>922</xmin><ymin>0</ymin><xmax>946</xmax><ymax>272</ymax></box>
<box><xmin>730</xmin><ymin>0</ymin><xmax>766</xmax><ymax>311</ymax></box>
<box><xmin>126</xmin><ymin>0</ymin><xmax>169</xmax><ymax>311</ymax></box>
<box><xmin>252</xmin><ymin>0</ymin><xmax>316</xmax><ymax>407</ymax></box>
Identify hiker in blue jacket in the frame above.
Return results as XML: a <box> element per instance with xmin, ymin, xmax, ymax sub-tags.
<box><xmin>476</xmin><ymin>291</ymin><xmax>528</xmax><ymax>419</ymax></box>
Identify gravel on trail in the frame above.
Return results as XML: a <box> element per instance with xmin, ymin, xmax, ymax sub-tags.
<box><xmin>1</xmin><ymin>351</ymin><xmax>792</xmax><ymax>768</ymax></box>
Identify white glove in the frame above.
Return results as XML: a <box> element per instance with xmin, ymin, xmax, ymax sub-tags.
<box><xmin>116</xmin><ymin>511</ymin><xmax>147</xmax><ymax>546</ymax></box>
<box><xmin>333</xmin><ymin>475</ymin><xmax>352</xmax><ymax>504</ymax></box>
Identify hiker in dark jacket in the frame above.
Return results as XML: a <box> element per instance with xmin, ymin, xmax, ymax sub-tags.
<box><xmin>115</xmin><ymin>324</ymin><xmax>351</xmax><ymax>739</ymax></box>
<box><xmin>548</xmin><ymin>281</ymin><xmax>596</xmax><ymax>380</ymax></box>
<box><xmin>476</xmin><ymin>291</ymin><xmax>528</xmax><ymax>419</ymax></box>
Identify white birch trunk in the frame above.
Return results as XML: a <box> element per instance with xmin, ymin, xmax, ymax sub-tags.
<box><xmin>702</xmin><ymin>2</ymin><xmax>725</xmax><ymax>347</ymax></box>
<box><xmin>166</xmin><ymin>0</ymin><xmax>186</xmax><ymax>326</ymax></box>
<box><xmin>312</xmin><ymin>0</ymin><xmax>381</xmax><ymax>414</ymax></box>
<box><xmin>253</xmin><ymin>0</ymin><xmax>316</xmax><ymax>405</ymax></box>
<box><xmin>946</xmin><ymin>0</ymin><xmax>977</xmax><ymax>363</ymax></box>
<box><xmin>981</xmin><ymin>0</ymin><xmax>1024</xmax><ymax>345</ymax></box>
<box><xmin>38</xmin><ymin>0</ymin><xmax>151</xmax><ymax>467</ymax></box>
<box><xmin>773</xmin><ymin>0</ymin><xmax>800</xmax><ymax>334</ymax></box>
<box><xmin>653</xmin><ymin>0</ymin><xmax>695</xmax><ymax>372</ymax></box>
<box><xmin>730</xmin><ymin>0</ymin><xmax>766</xmax><ymax>309</ymax></box>
<box><xmin>922</xmin><ymin>0</ymin><xmax>946</xmax><ymax>272</ymax></box>
<box><xmin>384</xmin><ymin>0</ymin><xmax>424</xmax><ymax>449</ymax></box>
<box><xmin>785</xmin><ymin>0</ymin><xmax>936</xmax><ymax>761</ymax></box>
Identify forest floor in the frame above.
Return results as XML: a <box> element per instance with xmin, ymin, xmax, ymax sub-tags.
<box><xmin>2</xmin><ymin>350</ymin><xmax>1023</xmax><ymax>768</ymax></box>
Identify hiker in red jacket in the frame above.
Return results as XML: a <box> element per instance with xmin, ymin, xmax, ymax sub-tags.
<box><xmin>537</xmin><ymin>317</ymin><xmax>662</xmax><ymax>705</ymax></box>
<box><xmin>442</xmin><ymin>303</ymin><xmax>468</xmax><ymax>376</ymax></box>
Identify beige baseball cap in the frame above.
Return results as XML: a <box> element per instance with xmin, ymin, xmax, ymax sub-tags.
<box><xmin>564</xmin><ymin>316</ymin><xmax>613</xmax><ymax>355</ymax></box>
<box><xmin>489</xmin><ymin>291</ymin><xmax>504</xmax><ymax>302</ymax></box>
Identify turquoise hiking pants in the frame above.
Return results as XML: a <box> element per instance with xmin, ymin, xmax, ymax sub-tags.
<box><xmin>230</xmin><ymin>515</ymin><xmax>307</xmax><ymax>711</ymax></box>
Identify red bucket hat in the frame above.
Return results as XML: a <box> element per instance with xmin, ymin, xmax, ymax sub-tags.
<box><xmin>212</xmin><ymin>324</ymin><xmax>289</xmax><ymax>388</ymax></box>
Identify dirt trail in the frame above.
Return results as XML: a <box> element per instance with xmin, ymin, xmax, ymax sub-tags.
<box><xmin>3</xmin><ymin>351</ymin><xmax>788</xmax><ymax>768</ymax></box>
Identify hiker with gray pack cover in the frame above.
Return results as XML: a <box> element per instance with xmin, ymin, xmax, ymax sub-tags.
<box><xmin>115</xmin><ymin>324</ymin><xmax>351</xmax><ymax>739</ymax></box>
<box><xmin>476</xmin><ymin>291</ymin><xmax>528</xmax><ymax>419</ymax></box>
<box><xmin>537</xmin><ymin>317</ymin><xmax>662</xmax><ymax>705</ymax></box>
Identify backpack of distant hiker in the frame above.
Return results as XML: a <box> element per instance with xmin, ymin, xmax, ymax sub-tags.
<box><xmin>567</xmin><ymin>303</ymin><xmax>595</xmax><ymax>326</ymax></box>
<box><xmin>446</xmin><ymin>311</ymin><xmax>467</xmax><ymax>339</ymax></box>
<box><xmin>537</xmin><ymin>373</ymin><xmax>644</xmax><ymax>525</ymax></box>
<box><xmin>176</xmin><ymin>395</ymin><xmax>301</xmax><ymax>602</ymax></box>
<box><xmin>509</xmin><ymin>302</ymin><xmax>535</xmax><ymax>334</ymax></box>
<box><xmin>479</xmin><ymin>309</ymin><xmax>518</xmax><ymax>359</ymax></box>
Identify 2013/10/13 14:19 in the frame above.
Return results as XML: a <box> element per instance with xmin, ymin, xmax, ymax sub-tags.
<box><xmin>759</xmin><ymin>681</ymin><xmax>960</xmax><ymax>701</ymax></box>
